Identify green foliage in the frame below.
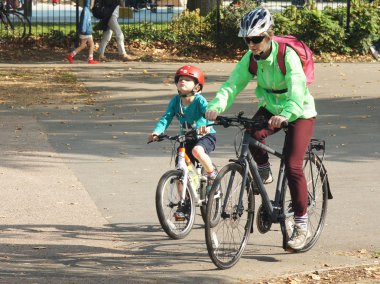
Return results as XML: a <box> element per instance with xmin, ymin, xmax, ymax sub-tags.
<box><xmin>204</xmin><ymin>0</ymin><xmax>257</xmax><ymax>49</ymax></box>
<box><xmin>345</xmin><ymin>0</ymin><xmax>380</xmax><ymax>54</ymax></box>
<box><xmin>272</xmin><ymin>12</ymin><xmax>297</xmax><ymax>36</ymax></box>
<box><xmin>43</xmin><ymin>30</ymin><xmax>76</xmax><ymax>47</ymax></box>
<box><xmin>170</xmin><ymin>9</ymin><xmax>205</xmax><ymax>41</ymax></box>
<box><xmin>2</xmin><ymin>0</ymin><xmax>378</xmax><ymax>57</ymax></box>
<box><xmin>273</xmin><ymin>5</ymin><xmax>347</xmax><ymax>54</ymax></box>
<box><xmin>298</xmin><ymin>8</ymin><xmax>347</xmax><ymax>53</ymax></box>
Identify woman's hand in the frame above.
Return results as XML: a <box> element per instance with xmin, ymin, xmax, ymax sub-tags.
<box><xmin>205</xmin><ymin>110</ymin><xmax>219</xmax><ymax>121</ymax></box>
<box><xmin>268</xmin><ymin>115</ymin><xmax>287</xmax><ymax>129</ymax></box>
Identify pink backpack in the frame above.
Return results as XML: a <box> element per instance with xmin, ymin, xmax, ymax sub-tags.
<box><xmin>249</xmin><ymin>35</ymin><xmax>315</xmax><ymax>86</ymax></box>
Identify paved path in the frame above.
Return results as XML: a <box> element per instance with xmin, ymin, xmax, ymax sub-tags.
<box><xmin>0</xmin><ymin>62</ymin><xmax>379</xmax><ymax>283</ymax></box>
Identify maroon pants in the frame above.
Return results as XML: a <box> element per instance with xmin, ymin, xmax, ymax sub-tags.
<box><xmin>249</xmin><ymin>107</ymin><xmax>315</xmax><ymax>216</ymax></box>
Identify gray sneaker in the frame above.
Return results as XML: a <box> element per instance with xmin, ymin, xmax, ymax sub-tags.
<box><xmin>252</xmin><ymin>165</ymin><xmax>273</xmax><ymax>194</ymax></box>
<box><xmin>287</xmin><ymin>224</ymin><xmax>312</xmax><ymax>250</ymax></box>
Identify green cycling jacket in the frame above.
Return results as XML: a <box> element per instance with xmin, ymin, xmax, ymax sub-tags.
<box><xmin>207</xmin><ymin>41</ymin><xmax>317</xmax><ymax>122</ymax></box>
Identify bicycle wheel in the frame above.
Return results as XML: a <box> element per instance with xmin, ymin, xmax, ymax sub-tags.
<box><xmin>155</xmin><ymin>170</ymin><xmax>196</xmax><ymax>239</ymax></box>
<box><xmin>282</xmin><ymin>153</ymin><xmax>329</xmax><ymax>252</ymax></box>
<box><xmin>205</xmin><ymin>163</ymin><xmax>255</xmax><ymax>269</ymax></box>
<box><xmin>200</xmin><ymin>163</ymin><xmax>219</xmax><ymax>225</ymax></box>
<box><xmin>4</xmin><ymin>11</ymin><xmax>26</xmax><ymax>39</ymax></box>
<box><xmin>16</xmin><ymin>11</ymin><xmax>31</xmax><ymax>37</ymax></box>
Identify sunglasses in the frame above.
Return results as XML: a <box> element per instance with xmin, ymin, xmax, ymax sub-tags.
<box><xmin>244</xmin><ymin>36</ymin><xmax>266</xmax><ymax>45</ymax></box>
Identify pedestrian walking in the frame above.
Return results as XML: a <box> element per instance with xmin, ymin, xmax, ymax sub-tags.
<box><xmin>67</xmin><ymin>0</ymin><xmax>99</xmax><ymax>64</ymax></box>
<box><xmin>94</xmin><ymin>0</ymin><xmax>133</xmax><ymax>62</ymax></box>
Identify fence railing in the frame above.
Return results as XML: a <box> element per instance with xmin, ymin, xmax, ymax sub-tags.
<box><xmin>0</xmin><ymin>0</ymin><xmax>355</xmax><ymax>43</ymax></box>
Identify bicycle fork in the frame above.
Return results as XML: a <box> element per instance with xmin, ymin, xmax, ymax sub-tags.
<box><xmin>176</xmin><ymin>147</ymin><xmax>202</xmax><ymax>206</ymax></box>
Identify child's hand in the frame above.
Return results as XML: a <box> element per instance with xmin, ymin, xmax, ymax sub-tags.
<box><xmin>148</xmin><ymin>133</ymin><xmax>158</xmax><ymax>142</ymax></box>
<box><xmin>197</xmin><ymin>126</ymin><xmax>209</xmax><ymax>135</ymax></box>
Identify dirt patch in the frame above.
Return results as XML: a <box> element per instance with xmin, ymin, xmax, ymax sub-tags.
<box><xmin>255</xmin><ymin>264</ymin><xmax>380</xmax><ymax>284</ymax></box>
<box><xmin>0</xmin><ymin>67</ymin><xmax>95</xmax><ymax>107</ymax></box>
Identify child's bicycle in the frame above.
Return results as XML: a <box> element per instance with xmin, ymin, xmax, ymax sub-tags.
<box><xmin>204</xmin><ymin>112</ymin><xmax>333</xmax><ymax>269</ymax></box>
<box><xmin>149</xmin><ymin>129</ymin><xmax>220</xmax><ymax>239</ymax></box>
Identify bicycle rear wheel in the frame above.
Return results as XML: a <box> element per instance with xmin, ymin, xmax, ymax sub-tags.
<box><xmin>200</xmin><ymin>163</ymin><xmax>219</xmax><ymax>225</ymax></box>
<box><xmin>205</xmin><ymin>163</ymin><xmax>254</xmax><ymax>269</ymax></box>
<box><xmin>282</xmin><ymin>153</ymin><xmax>329</xmax><ymax>252</ymax></box>
<box><xmin>156</xmin><ymin>170</ymin><xmax>196</xmax><ymax>239</ymax></box>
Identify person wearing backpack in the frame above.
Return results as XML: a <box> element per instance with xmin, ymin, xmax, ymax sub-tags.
<box><xmin>205</xmin><ymin>8</ymin><xmax>317</xmax><ymax>251</ymax></box>
<box><xmin>93</xmin><ymin>0</ymin><xmax>133</xmax><ymax>62</ymax></box>
<box><xmin>66</xmin><ymin>0</ymin><xmax>99</xmax><ymax>64</ymax></box>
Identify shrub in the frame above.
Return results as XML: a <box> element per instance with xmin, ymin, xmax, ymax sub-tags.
<box><xmin>296</xmin><ymin>7</ymin><xmax>347</xmax><ymax>53</ymax></box>
<box><xmin>345</xmin><ymin>0</ymin><xmax>379</xmax><ymax>54</ymax></box>
<box><xmin>170</xmin><ymin>9</ymin><xmax>206</xmax><ymax>43</ymax></box>
<box><xmin>205</xmin><ymin>0</ymin><xmax>257</xmax><ymax>49</ymax></box>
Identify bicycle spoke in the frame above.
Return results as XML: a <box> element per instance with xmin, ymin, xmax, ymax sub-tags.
<box><xmin>156</xmin><ymin>170</ymin><xmax>195</xmax><ymax>239</ymax></box>
<box><xmin>282</xmin><ymin>154</ymin><xmax>328</xmax><ymax>252</ymax></box>
<box><xmin>205</xmin><ymin>163</ymin><xmax>254</xmax><ymax>269</ymax></box>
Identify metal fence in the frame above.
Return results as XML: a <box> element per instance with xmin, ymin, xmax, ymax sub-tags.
<box><xmin>1</xmin><ymin>0</ymin><xmax>354</xmax><ymax>42</ymax></box>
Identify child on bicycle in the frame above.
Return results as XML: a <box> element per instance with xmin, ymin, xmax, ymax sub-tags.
<box><xmin>67</xmin><ymin>0</ymin><xmax>99</xmax><ymax>64</ymax></box>
<box><xmin>148</xmin><ymin>65</ymin><xmax>217</xmax><ymax>221</ymax></box>
<box><xmin>205</xmin><ymin>8</ymin><xmax>317</xmax><ymax>250</ymax></box>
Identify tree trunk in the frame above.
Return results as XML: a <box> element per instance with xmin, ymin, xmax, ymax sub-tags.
<box><xmin>187</xmin><ymin>0</ymin><xmax>218</xmax><ymax>17</ymax></box>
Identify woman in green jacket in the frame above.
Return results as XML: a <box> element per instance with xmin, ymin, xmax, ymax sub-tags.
<box><xmin>205</xmin><ymin>8</ymin><xmax>317</xmax><ymax>251</ymax></box>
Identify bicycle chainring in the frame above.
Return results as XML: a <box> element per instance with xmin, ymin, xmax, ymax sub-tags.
<box><xmin>256</xmin><ymin>204</ymin><xmax>272</xmax><ymax>234</ymax></box>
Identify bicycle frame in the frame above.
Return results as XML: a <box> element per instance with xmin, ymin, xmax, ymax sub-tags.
<box><xmin>226</xmin><ymin>129</ymin><xmax>332</xmax><ymax>225</ymax></box>
<box><xmin>230</xmin><ymin>130</ymin><xmax>286</xmax><ymax>223</ymax></box>
<box><xmin>173</xmin><ymin>137</ymin><xmax>205</xmax><ymax>207</ymax></box>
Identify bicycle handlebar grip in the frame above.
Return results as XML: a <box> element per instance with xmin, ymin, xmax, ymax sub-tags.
<box><xmin>215</xmin><ymin>116</ymin><xmax>230</xmax><ymax>128</ymax></box>
<box><xmin>281</xmin><ymin>120</ymin><xmax>289</xmax><ymax>128</ymax></box>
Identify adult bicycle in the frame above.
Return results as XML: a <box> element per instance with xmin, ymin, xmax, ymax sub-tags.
<box><xmin>149</xmin><ymin>129</ymin><xmax>220</xmax><ymax>239</ymax></box>
<box><xmin>0</xmin><ymin>0</ymin><xmax>31</xmax><ymax>39</ymax></box>
<box><xmin>204</xmin><ymin>112</ymin><xmax>333</xmax><ymax>269</ymax></box>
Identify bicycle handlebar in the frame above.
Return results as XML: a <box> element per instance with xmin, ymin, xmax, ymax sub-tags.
<box><xmin>214</xmin><ymin>113</ymin><xmax>288</xmax><ymax>130</ymax></box>
<box><xmin>147</xmin><ymin>128</ymin><xmax>199</xmax><ymax>144</ymax></box>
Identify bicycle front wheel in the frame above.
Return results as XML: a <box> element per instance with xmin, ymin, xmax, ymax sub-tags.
<box><xmin>155</xmin><ymin>170</ymin><xmax>196</xmax><ymax>239</ymax></box>
<box><xmin>282</xmin><ymin>153</ymin><xmax>329</xmax><ymax>252</ymax></box>
<box><xmin>205</xmin><ymin>163</ymin><xmax>254</xmax><ymax>269</ymax></box>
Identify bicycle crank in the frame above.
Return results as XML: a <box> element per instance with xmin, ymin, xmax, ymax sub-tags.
<box><xmin>256</xmin><ymin>204</ymin><xmax>272</xmax><ymax>234</ymax></box>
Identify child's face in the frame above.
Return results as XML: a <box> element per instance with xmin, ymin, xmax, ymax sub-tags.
<box><xmin>176</xmin><ymin>75</ymin><xmax>198</xmax><ymax>95</ymax></box>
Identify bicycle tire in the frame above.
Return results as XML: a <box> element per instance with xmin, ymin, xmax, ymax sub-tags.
<box><xmin>281</xmin><ymin>153</ymin><xmax>329</xmax><ymax>252</ymax></box>
<box><xmin>4</xmin><ymin>10</ymin><xmax>26</xmax><ymax>39</ymax></box>
<box><xmin>205</xmin><ymin>163</ymin><xmax>255</xmax><ymax>269</ymax></box>
<box><xmin>155</xmin><ymin>170</ymin><xmax>196</xmax><ymax>239</ymax></box>
<box><xmin>200</xmin><ymin>163</ymin><xmax>219</xmax><ymax>225</ymax></box>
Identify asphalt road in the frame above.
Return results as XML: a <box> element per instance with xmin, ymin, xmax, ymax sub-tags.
<box><xmin>0</xmin><ymin>62</ymin><xmax>379</xmax><ymax>283</ymax></box>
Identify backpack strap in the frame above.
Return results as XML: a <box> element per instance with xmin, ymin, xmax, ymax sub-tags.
<box><xmin>248</xmin><ymin>53</ymin><xmax>258</xmax><ymax>75</ymax></box>
<box><xmin>277</xmin><ymin>42</ymin><xmax>287</xmax><ymax>76</ymax></box>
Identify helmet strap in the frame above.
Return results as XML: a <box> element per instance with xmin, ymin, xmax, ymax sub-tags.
<box><xmin>255</xmin><ymin>35</ymin><xmax>272</xmax><ymax>60</ymax></box>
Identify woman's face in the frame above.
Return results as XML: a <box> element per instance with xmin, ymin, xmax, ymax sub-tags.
<box><xmin>244</xmin><ymin>34</ymin><xmax>271</xmax><ymax>56</ymax></box>
<box><xmin>176</xmin><ymin>75</ymin><xmax>197</xmax><ymax>94</ymax></box>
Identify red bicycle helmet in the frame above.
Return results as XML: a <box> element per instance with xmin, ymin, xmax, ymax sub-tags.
<box><xmin>174</xmin><ymin>65</ymin><xmax>205</xmax><ymax>91</ymax></box>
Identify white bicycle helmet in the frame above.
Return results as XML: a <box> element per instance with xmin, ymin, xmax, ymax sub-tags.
<box><xmin>238</xmin><ymin>8</ymin><xmax>274</xmax><ymax>37</ymax></box>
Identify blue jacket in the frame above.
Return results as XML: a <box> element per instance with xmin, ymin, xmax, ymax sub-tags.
<box><xmin>153</xmin><ymin>94</ymin><xmax>216</xmax><ymax>135</ymax></box>
<box><xmin>79</xmin><ymin>0</ymin><xmax>92</xmax><ymax>35</ymax></box>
